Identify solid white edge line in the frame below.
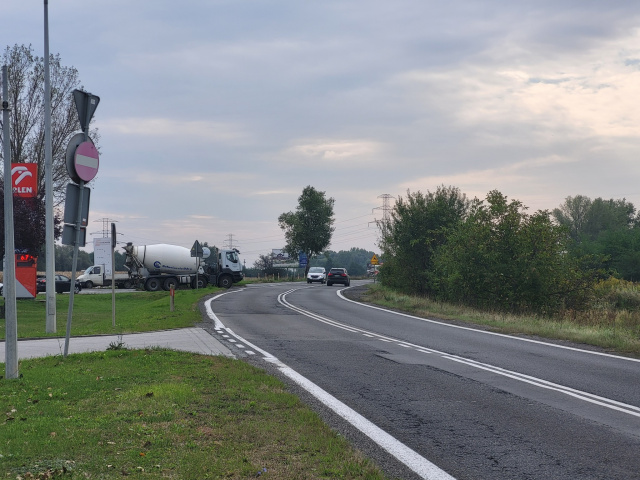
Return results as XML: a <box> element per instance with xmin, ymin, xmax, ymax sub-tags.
<box><xmin>204</xmin><ymin>294</ymin><xmax>456</xmax><ymax>480</ymax></box>
<box><xmin>337</xmin><ymin>286</ymin><xmax>640</xmax><ymax>363</ymax></box>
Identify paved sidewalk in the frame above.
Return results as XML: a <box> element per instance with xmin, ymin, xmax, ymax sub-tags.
<box><xmin>0</xmin><ymin>328</ymin><xmax>234</xmax><ymax>361</ymax></box>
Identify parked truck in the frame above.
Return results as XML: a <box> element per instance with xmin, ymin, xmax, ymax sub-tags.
<box><xmin>122</xmin><ymin>243</ymin><xmax>244</xmax><ymax>291</ymax></box>
<box><xmin>77</xmin><ymin>265</ymin><xmax>133</xmax><ymax>289</ymax></box>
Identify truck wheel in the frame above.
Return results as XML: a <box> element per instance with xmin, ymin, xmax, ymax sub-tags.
<box><xmin>163</xmin><ymin>277</ymin><xmax>178</xmax><ymax>291</ymax></box>
<box><xmin>191</xmin><ymin>277</ymin><xmax>208</xmax><ymax>289</ymax></box>
<box><xmin>85</xmin><ymin>281</ymin><xmax>94</xmax><ymax>289</ymax></box>
<box><xmin>218</xmin><ymin>275</ymin><xmax>233</xmax><ymax>289</ymax></box>
<box><xmin>145</xmin><ymin>277</ymin><xmax>162</xmax><ymax>292</ymax></box>
<box><xmin>122</xmin><ymin>280</ymin><xmax>132</xmax><ymax>289</ymax></box>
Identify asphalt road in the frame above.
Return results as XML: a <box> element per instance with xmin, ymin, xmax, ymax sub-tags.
<box><xmin>205</xmin><ymin>281</ymin><xmax>640</xmax><ymax>480</ymax></box>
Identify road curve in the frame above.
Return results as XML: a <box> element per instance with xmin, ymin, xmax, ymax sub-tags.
<box><xmin>204</xmin><ymin>281</ymin><xmax>640</xmax><ymax>480</ymax></box>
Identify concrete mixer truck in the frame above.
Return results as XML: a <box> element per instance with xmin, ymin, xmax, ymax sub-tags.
<box><xmin>123</xmin><ymin>243</ymin><xmax>244</xmax><ymax>291</ymax></box>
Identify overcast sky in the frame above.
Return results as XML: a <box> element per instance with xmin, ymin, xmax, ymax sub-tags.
<box><xmin>4</xmin><ymin>1</ymin><xmax>640</xmax><ymax>266</ymax></box>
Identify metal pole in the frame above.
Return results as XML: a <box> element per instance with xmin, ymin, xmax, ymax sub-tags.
<box><xmin>111</xmin><ymin>236</ymin><xmax>115</xmax><ymax>327</ymax></box>
<box><xmin>63</xmin><ymin>179</ymin><xmax>84</xmax><ymax>357</ymax></box>
<box><xmin>44</xmin><ymin>0</ymin><xmax>56</xmax><ymax>333</ymax></box>
<box><xmin>64</xmin><ymin>94</ymin><xmax>92</xmax><ymax>357</ymax></box>
<box><xmin>3</xmin><ymin>65</ymin><xmax>18</xmax><ymax>378</ymax></box>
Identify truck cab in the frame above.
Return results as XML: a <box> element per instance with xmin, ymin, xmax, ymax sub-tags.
<box><xmin>77</xmin><ymin>265</ymin><xmax>102</xmax><ymax>288</ymax></box>
<box><xmin>212</xmin><ymin>248</ymin><xmax>244</xmax><ymax>288</ymax></box>
<box><xmin>77</xmin><ymin>265</ymin><xmax>132</xmax><ymax>289</ymax></box>
<box><xmin>220</xmin><ymin>249</ymin><xmax>240</xmax><ymax>270</ymax></box>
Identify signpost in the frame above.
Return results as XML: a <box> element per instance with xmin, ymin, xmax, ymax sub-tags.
<box><xmin>73</xmin><ymin>89</ymin><xmax>100</xmax><ymax>133</ymax></box>
<box><xmin>63</xmin><ymin>89</ymin><xmax>100</xmax><ymax>357</ymax></box>
<box><xmin>74</xmin><ymin>141</ymin><xmax>99</xmax><ymax>182</ymax></box>
<box><xmin>299</xmin><ymin>252</ymin><xmax>308</xmax><ymax>268</ymax></box>
<box><xmin>111</xmin><ymin>223</ymin><xmax>117</xmax><ymax>326</ymax></box>
<box><xmin>61</xmin><ymin>183</ymin><xmax>90</xmax><ymax>247</ymax></box>
<box><xmin>191</xmin><ymin>241</ymin><xmax>203</xmax><ymax>289</ymax></box>
<box><xmin>190</xmin><ymin>240</ymin><xmax>203</xmax><ymax>258</ymax></box>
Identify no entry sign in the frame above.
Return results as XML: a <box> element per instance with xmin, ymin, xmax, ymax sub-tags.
<box><xmin>74</xmin><ymin>141</ymin><xmax>99</xmax><ymax>182</ymax></box>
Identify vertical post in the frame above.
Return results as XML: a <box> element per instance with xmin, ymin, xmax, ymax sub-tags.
<box><xmin>64</xmin><ymin>83</ymin><xmax>94</xmax><ymax>356</ymax></box>
<box><xmin>111</xmin><ymin>235</ymin><xmax>115</xmax><ymax>327</ymax></box>
<box><xmin>3</xmin><ymin>65</ymin><xmax>18</xmax><ymax>379</ymax></box>
<box><xmin>111</xmin><ymin>222</ymin><xmax>116</xmax><ymax>327</ymax></box>
<box><xmin>63</xmin><ymin>180</ymin><xmax>84</xmax><ymax>357</ymax></box>
<box><xmin>44</xmin><ymin>0</ymin><xmax>56</xmax><ymax>333</ymax></box>
<box><xmin>170</xmin><ymin>285</ymin><xmax>175</xmax><ymax>311</ymax></box>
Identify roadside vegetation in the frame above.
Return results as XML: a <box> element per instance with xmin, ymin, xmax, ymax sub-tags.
<box><xmin>374</xmin><ymin>186</ymin><xmax>640</xmax><ymax>357</ymax></box>
<box><xmin>362</xmin><ymin>282</ymin><xmax>640</xmax><ymax>357</ymax></box>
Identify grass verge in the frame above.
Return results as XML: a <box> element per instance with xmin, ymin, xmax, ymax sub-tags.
<box><xmin>0</xmin><ymin>287</ymin><xmax>215</xmax><ymax>340</ymax></box>
<box><xmin>1</xmin><ymin>348</ymin><xmax>387</xmax><ymax>479</ymax></box>
<box><xmin>359</xmin><ymin>283</ymin><xmax>640</xmax><ymax>357</ymax></box>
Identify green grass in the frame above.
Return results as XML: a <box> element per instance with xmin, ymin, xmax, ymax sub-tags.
<box><xmin>0</xmin><ymin>349</ymin><xmax>387</xmax><ymax>479</ymax></box>
<box><xmin>0</xmin><ymin>287</ymin><xmax>213</xmax><ymax>340</ymax></box>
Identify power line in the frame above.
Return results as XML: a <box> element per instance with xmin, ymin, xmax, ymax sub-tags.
<box><xmin>223</xmin><ymin>233</ymin><xmax>238</xmax><ymax>250</ymax></box>
<box><xmin>370</xmin><ymin>194</ymin><xmax>394</xmax><ymax>227</ymax></box>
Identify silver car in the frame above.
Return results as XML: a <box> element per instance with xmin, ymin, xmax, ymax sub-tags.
<box><xmin>306</xmin><ymin>266</ymin><xmax>326</xmax><ymax>284</ymax></box>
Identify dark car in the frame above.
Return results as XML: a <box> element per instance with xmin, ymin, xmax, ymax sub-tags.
<box><xmin>326</xmin><ymin>268</ymin><xmax>350</xmax><ymax>287</ymax></box>
<box><xmin>38</xmin><ymin>274</ymin><xmax>82</xmax><ymax>294</ymax></box>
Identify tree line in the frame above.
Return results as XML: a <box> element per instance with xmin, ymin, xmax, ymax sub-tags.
<box><xmin>0</xmin><ymin>45</ymin><xmax>97</xmax><ymax>258</ymax></box>
<box><xmin>378</xmin><ymin>186</ymin><xmax>639</xmax><ymax>315</ymax></box>
<box><xmin>34</xmin><ymin>245</ymin><xmax>128</xmax><ymax>272</ymax></box>
<box><xmin>251</xmin><ymin>247</ymin><xmax>375</xmax><ymax>278</ymax></box>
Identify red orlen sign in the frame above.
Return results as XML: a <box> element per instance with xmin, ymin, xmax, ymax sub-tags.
<box><xmin>12</xmin><ymin>163</ymin><xmax>38</xmax><ymax>198</ymax></box>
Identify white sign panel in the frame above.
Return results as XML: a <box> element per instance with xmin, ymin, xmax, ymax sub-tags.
<box><xmin>93</xmin><ymin>237</ymin><xmax>113</xmax><ymax>276</ymax></box>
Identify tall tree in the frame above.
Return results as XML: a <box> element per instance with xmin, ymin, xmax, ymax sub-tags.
<box><xmin>0</xmin><ymin>44</ymin><xmax>99</xmax><ymax>204</ymax></box>
<box><xmin>278</xmin><ymin>186</ymin><xmax>335</xmax><ymax>275</ymax></box>
<box><xmin>0</xmin><ymin>186</ymin><xmax>62</xmax><ymax>257</ymax></box>
<box><xmin>253</xmin><ymin>253</ymin><xmax>278</xmax><ymax>277</ymax></box>
<box><xmin>583</xmin><ymin>197</ymin><xmax>636</xmax><ymax>239</ymax></box>
<box><xmin>552</xmin><ymin>195</ymin><xmax>592</xmax><ymax>240</ymax></box>
<box><xmin>553</xmin><ymin>195</ymin><xmax>636</xmax><ymax>241</ymax></box>
<box><xmin>378</xmin><ymin>185</ymin><xmax>469</xmax><ymax>294</ymax></box>
<box><xmin>435</xmin><ymin>190</ymin><xmax>603</xmax><ymax>314</ymax></box>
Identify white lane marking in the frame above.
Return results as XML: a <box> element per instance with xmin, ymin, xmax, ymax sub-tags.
<box><xmin>442</xmin><ymin>354</ymin><xmax>640</xmax><ymax>417</ymax></box>
<box><xmin>279</xmin><ymin>289</ymin><xmax>640</xmax><ymax>419</ymax></box>
<box><xmin>337</xmin><ymin>287</ymin><xmax>640</xmax><ymax>363</ymax></box>
<box><xmin>204</xmin><ymin>294</ymin><xmax>456</xmax><ymax>480</ymax></box>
